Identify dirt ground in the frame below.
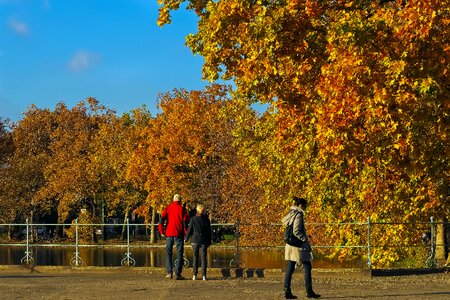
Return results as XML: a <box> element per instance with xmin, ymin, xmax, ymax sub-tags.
<box><xmin>0</xmin><ymin>266</ymin><xmax>449</xmax><ymax>300</ymax></box>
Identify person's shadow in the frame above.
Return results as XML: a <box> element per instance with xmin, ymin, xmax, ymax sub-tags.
<box><xmin>328</xmin><ymin>291</ymin><xmax>450</xmax><ymax>299</ymax></box>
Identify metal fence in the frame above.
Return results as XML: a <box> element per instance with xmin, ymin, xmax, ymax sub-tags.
<box><xmin>0</xmin><ymin>217</ymin><xmax>445</xmax><ymax>269</ymax></box>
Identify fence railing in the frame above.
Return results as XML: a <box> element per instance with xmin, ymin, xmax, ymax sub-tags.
<box><xmin>0</xmin><ymin>217</ymin><xmax>445</xmax><ymax>269</ymax></box>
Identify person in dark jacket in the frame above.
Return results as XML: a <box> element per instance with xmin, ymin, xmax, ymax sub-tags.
<box><xmin>185</xmin><ymin>203</ymin><xmax>212</xmax><ymax>280</ymax></box>
<box><xmin>158</xmin><ymin>194</ymin><xmax>189</xmax><ymax>280</ymax></box>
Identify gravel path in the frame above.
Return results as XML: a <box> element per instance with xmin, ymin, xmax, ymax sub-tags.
<box><xmin>0</xmin><ymin>266</ymin><xmax>448</xmax><ymax>299</ymax></box>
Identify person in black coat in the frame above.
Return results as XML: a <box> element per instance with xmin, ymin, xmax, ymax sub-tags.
<box><xmin>185</xmin><ymin>204</ymin><xmax>212</xmax><ymax>280</ymax></box>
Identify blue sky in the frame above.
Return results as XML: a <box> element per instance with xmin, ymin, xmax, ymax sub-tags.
<box><xmin>0</xmin><ymin>0</ymin><xmax>208</xmax><ymax>122</ymax></box>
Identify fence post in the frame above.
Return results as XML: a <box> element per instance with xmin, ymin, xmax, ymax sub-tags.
<box><xmin>430</xmin><ymin>216</ymin><xmax>434</xmax><ymax>243</ymax></box>
<box><xmin>20</xmin><ymin>218</ymin><xmax>34</xmax><ymax>265</ymax></box>
<box><xmin>121</xmin><ymin>218</ymin><xmax>135</xmax><ymax>267</ymax></box>
<box><xmin>75</xmin><ymin>219</ymin><xmax>79</xmax><ymax>266</ymax></box>
<box><xmin>367</xmin><ymin>216</ymin><xmax>372</xmax><ymax>269</ymax></box>
<box><xmin>127</xmin><ymin>218</ymin><xmax>130</xmax><ymax>265</ymax></box>
<box><xmin>70</xmin><ymin>218</ymin><xmax>84</xmax><ymax>266</ymax></box>
<box><xmin>229</xmin><ymin>218</ymin><xmax>246</xmax><ymax>268</ymax></box>
<box><xmin>26</xmin><ymin>218</ymin><xmax>30</xmax><ymax>255</ymax></box>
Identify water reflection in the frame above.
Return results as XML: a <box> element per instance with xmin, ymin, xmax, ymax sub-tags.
<box><xmin>0</xmin><ymin>246</ymin><xmax>364</xmax><ymax>268</ymax></box>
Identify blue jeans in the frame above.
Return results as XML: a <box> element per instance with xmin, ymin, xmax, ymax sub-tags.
<box><xmin>165</xmin><ymin>236</ymin><xmax>184</xmax><ymax>275</ymax></box>
<box><xmin>284</xmin><ymin>260</ymin><xmax>313</xmax><ymax>292</ymax></box>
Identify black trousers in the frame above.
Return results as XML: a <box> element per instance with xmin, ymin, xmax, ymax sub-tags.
<box><xmin>284</xmin><ymin>260</ymin><xmax>313</xmax><ymax>292</ymax></box>
<box><xmin>191</xmin><ymin>243</ymin><xmax>208</xmax><ymax>276</ymax></box>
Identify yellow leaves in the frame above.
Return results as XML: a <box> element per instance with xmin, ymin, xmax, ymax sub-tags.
<box><xmin>344</xmin><ymin>1</ymin><xmax>354</xmax><ymax>8</ymax></box>
<box><xmin>303</xmin><ymin>39</ymin><xmax>309</xmax><ymax>49</ymax></box>
<box><xmin>157</xmin><ymin>8</ymin><xmax>171</xmax><ymax>27</ymax></box>
<box><xmin>157</xmin><ymin>0</ymin><xmax>182</xmax><ymax>26</ymax></box>
<box><xmin>128</xmin><ymin>85</ymin><xmax>241</xmax><ymax>209</ymax></box>
<box><xmin>418</xmin><ymin>76</ymin><xmax>437</xmax><ymax>94</ymax></box>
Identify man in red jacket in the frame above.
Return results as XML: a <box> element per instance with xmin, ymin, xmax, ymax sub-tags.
<box><xmin>158</xmin><ymin>194</ymin><xmax>189</xmax><ymax>280</ymax></box>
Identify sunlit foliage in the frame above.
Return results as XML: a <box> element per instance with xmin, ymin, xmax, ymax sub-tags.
<box><xmin>129</xmin><ymin>85</ymin><xmax>238</xmax><ymax>214</ymax></box>
<box><xmin>0</xmin><ymin>0</ymin><xmax>447</xmax><ymax>267</ymax></box>
<box><xmin>158</xmin><ymin>0</ymin><xmax>449</xmax><ymax>266</ymax></box>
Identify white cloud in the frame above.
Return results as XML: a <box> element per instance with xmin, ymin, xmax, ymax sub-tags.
<box><xmin>68</xmin><ymin>51</ymin><xmax>101</xmax><ymax>72</ymax></box>
<box><xmin>8</xmin><ymin>19</ymin><xmax>29</xmax><ymax>36</ymax></box>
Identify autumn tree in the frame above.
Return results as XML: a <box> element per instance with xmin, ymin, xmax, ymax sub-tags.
<box><xmin>127</xmin><ymin>86</ymin><xmax>229</xmax><ymax>210</ymax></box>
<box><xmin>0</xmin><ymin>109</ymin><xmax>58</xmax><ymax>241</ymax></box>
<box><xmin>157</xmin><ymin>0</ymin><xmax>449</xmax><ymax>265</ymax></box>
<box><xmin>4</xmin><ymin>109</ymin><xmax>55</xmax><ymax>220</ymax></box>
<box><xmin>0</xmin><ymin>119</ymin><xmax>12</xmax><ymax>168</ymax></box>
<box><xmin>217</xmin><ymin>100</ymin><xmax>279</xmax><ymax>245</ymax></box>
<box><xmin>36</xmin><ymin>99</ymin><xmax>117</xmax><ymax>241</ymax></box>
<box><xmin>1</xmin><ymin>100</ymin><xmax>150</xmax><ymax>241</ymax></box>
<box><xmin>90</xmin><ymin>108</ymin><xmax>150</xmax><ymax>240</ymax></box>
<box><xmin>0</xmin><ymin>119</ymin><xmax>14</xmax><ymax>226</ymax></box>
<box><xmin>126</xmin><ymin>85</ymin><xmax>269</xmax><ymax>243</ymax></box>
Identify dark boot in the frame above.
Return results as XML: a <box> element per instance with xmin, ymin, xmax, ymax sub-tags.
<box><xmin>284</xmin><ymin>288</ymin><xmax>298</xmax><ymax>299</ymax></box>
<box><xmin>306</xmin><ymin>290</ymin><xmax>321</xmax><ymax>298</ymax></box>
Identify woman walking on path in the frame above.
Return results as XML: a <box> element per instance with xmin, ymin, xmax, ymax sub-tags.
<box><xmin>282</xmin><ymin>196</ymin><xmax>321</xmax><ymax>299</ymax></box>
<box><xmin>185</xmin><ymin>204</ymin><xmax>212</xmax><ymax>280</ymax></box>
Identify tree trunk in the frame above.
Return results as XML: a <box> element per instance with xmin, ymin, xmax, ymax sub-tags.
<box><xmin>8</xmin><ymin>225</ymin><xmax>12</xmax><ymax>241</ymax></box>
<box><xmin>150</xmin><ymin>207</ymin><xmax>156</xmax><ymax>244</ymax></box>
<box><xmin>30</xmin><ymin>211</ymin><xmax>34</xmax><ymax>243</ymax></box>
<box><xmin>121</xmin><ymin>206</ymin><xmax>130</xmax><ymax>240</ymax></box>
<box><xmin>91</xmin><ymin>204</ymin><xmax>97</xmax><ymax>243</ymax></box>
<box><xmin>102</xmin><ymin>200</ymin><xmax>107</xmax><ymax>241</ymax></box>
<box><xmin>444</xmin><ymin>217</ymin><xmax>449</xmax><ymax>264</ymax></box>
<box><xmin>436</xmin><ymin>218</ymin><xmax>446</xmax><ymax>261</ymax></box>
<box><xmin>57</xmin><ymin>213</ymin><xmax>64</xmax><ymax>239</ymax></box>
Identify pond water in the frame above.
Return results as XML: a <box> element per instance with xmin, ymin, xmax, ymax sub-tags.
<box><xmin>0</xmin><ymin>246</ymin><xmax>365</xmax><ymax>268</ymax></box>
